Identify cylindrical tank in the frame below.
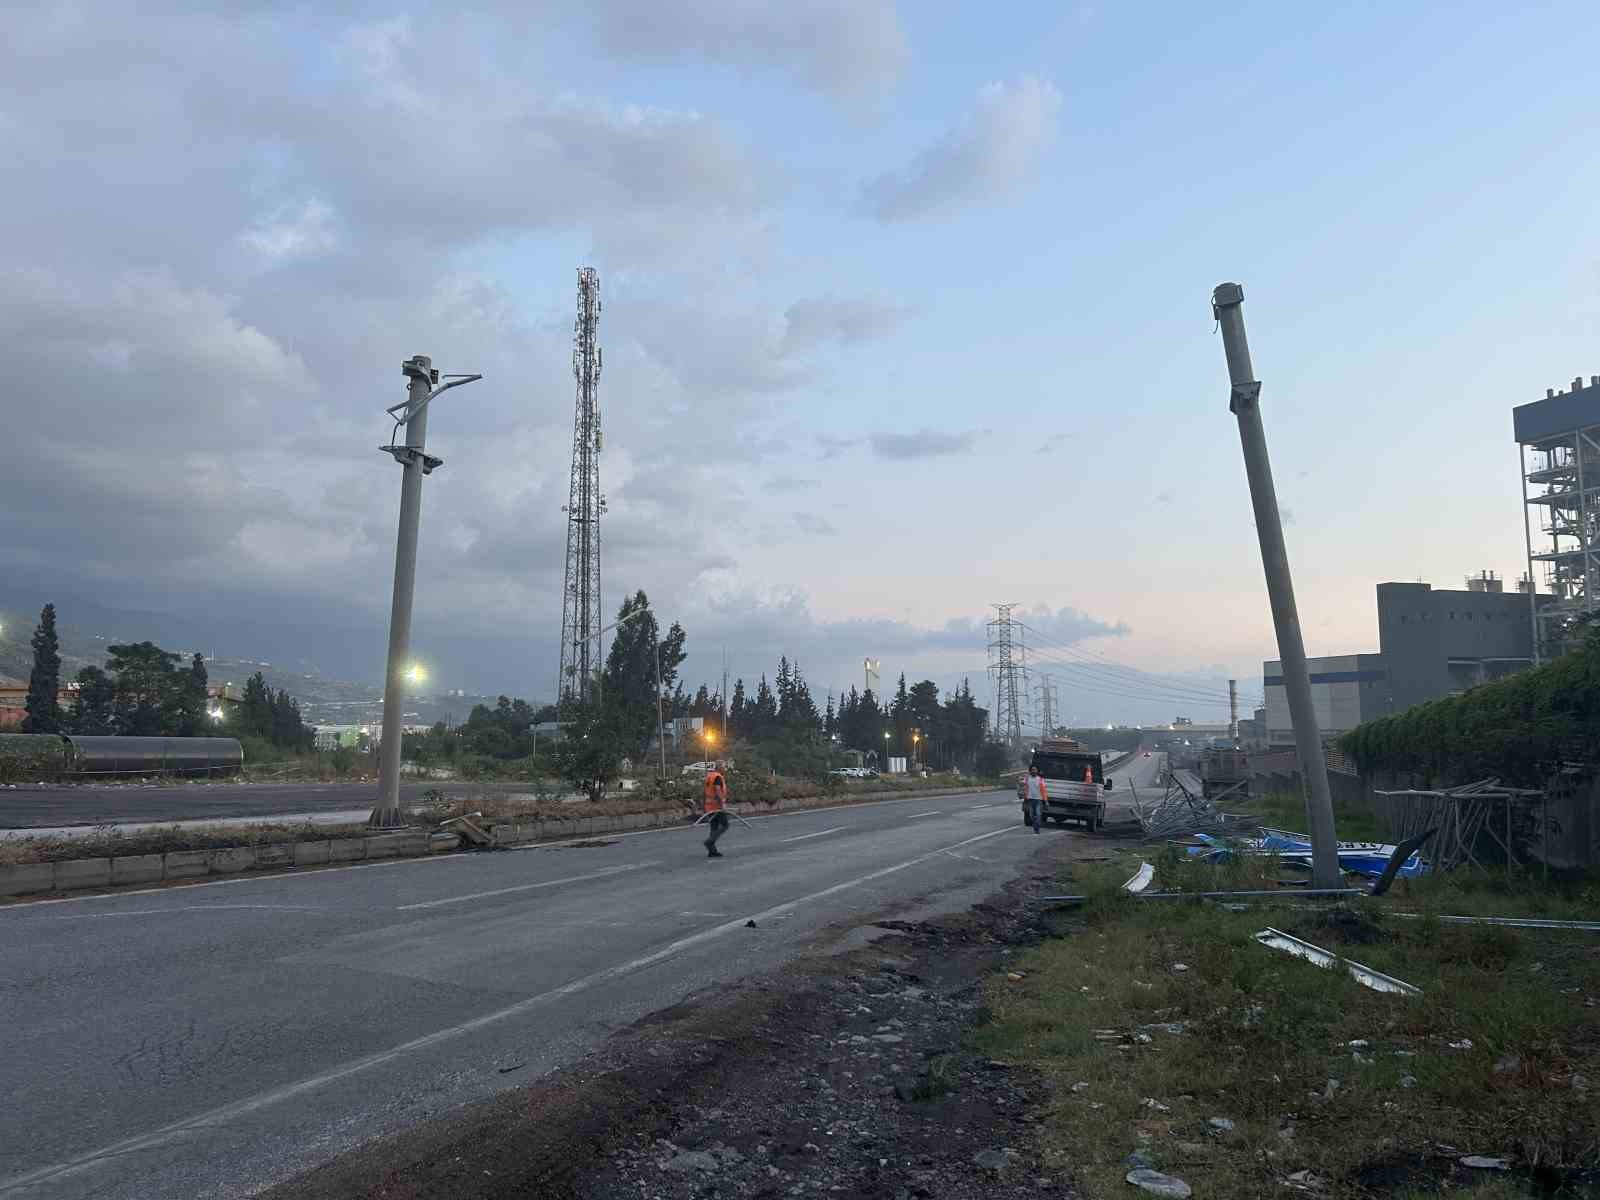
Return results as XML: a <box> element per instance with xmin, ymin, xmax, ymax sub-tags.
<box><xmin>64</xmin><ymin>736</ymin><xmax>244</xmax><ymax>777</ymax></box>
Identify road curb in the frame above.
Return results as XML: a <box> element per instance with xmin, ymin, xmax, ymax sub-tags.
<box><xmin>0</xmin><ymin>783</ymin><xmax>997</xmax><ymax>899</ymax></box>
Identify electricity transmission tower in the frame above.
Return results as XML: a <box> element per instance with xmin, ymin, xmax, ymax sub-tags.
<box><xmin>558</xmin><ymin>267</ymin><xmax>606</xmax><ymax>704</ymax></box>
<box><xmin>1036</xmin><ymin>673</ymin><xmax>1058</xmax><ymax>738</ymax></box>
<box><xmin>987</xmin><ymin>604</ymin><xmax>1027</xmax><ymax>750</ymax></box>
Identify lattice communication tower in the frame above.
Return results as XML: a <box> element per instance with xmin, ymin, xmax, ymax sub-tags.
<box><xmin>558</xmin><ymin>267</ymin><xmax>606</xmax><ymax>703</ymax></box>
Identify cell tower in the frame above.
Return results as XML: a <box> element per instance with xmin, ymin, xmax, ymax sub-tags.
<box><xmin>986</xmin><ymin>604</ymin><xmax>1027</xmax><ymax>750</ymax></box>
<box><xmin>558</xmin><ymin>267</ymin><xmax>606</xmax><ymax>704</ymax></box>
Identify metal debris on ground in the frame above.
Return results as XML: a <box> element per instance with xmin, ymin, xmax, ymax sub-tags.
<box><xmin>1253</xmin><ymin>927</ymin><xmax>1421</xmax><ymax>996</ymax></box>
<box><xmin>1125</xmin><ymin>1167</ymin><xmax>1193</xmax><ymax>1198</ymax></box>
<box><xmin>1128</xmin><ymin>772</ymin><xmax>1252</xmax><ymax>841</ymax></box>
<box><xmin>1187</xmin><ymin>828</ymin><xmax>1429</xmax><ymax>880</ymax></box>
<box><xmin>1389</xmin><ymin>913</ymin><xmax>1600</xmax><ymax>933</ymax></box>
<box><xmin>1123</xmin><ymin>861</ymin><xmax>1155</xmax><ymax>893</ymax></box>
<box><xmin>440</xmin><ymin>812</ymin><xmax>492</xmax><ymax>846</ymax></box>
<box><xmin>1372</xmin><ymin>777</ymin><xmax>1546</xmax><ymax>879</ymax></box>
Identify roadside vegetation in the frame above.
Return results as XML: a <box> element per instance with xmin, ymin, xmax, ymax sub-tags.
<box><xmin>976</xmin><ymin>849</ymin><xmax>1600</xmax><ymax>1198</ymax></box>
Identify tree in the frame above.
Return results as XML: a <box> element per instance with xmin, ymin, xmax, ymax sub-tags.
<box><xmin>22</xmin><ymin>604</ymin><xmax>63</xmax><ymax>734</ymax></box>
<box><xmin>752</xmin><ymin>675</ymin><xmax>778</xmax><ymax>739</ymax></box>
<box><xmin>171</xmin><ymin>653</ymin><xmax>209</xmax><ymax>736</ymax></box>
<box><xmin>69</xmin><ymin>666</ymin><xmax>118</xmax><ymax>735</ymax></box>
<box><xmin>728</xmin><ymin>679</ymin><xmax>748</xmax><ymax>739</ymax></box>
<box><xmin>549</xmin><ymin>699</ymin><xmax>629</xmax><ymax>799</ymax></box>
<box><xmin>599</xmin><ymin>591</ymin><xmax>686</xmax><ymax>755</ymax></box>
<box><xmin>239</xmin><ymin>672</ymin><xmax>274</xmax><ymax>740</ymax></box>
<box><xmin>975</xmin><ymin>740</ymin><xmax>1012</xmax><ymax>777</ymax></box>
<box><xmin>105</xmin><ymin>642</ymin><xmax>181</xmax><ymax>736</ymax></box>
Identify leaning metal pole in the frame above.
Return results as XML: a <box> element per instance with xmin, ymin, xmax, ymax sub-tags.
<box><xmin>370</xmin><ymin>357</ymin><xmax>481</xmax><ymax>828</ymax></box>
<box><xmin>1211</xmin><ymin>283</ymin><xmax>1341</xmax><ymax>888</ymax></box>
<box><xmin>371</xmin><ymin>356</ymin><xmax>435</xmax><ymax>828</ymax></box>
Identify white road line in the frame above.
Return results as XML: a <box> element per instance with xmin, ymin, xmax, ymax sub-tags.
<box><xmin>0</xmin><ymin>824</ymin><xmax>1018</xmax><ymax>1197</ymax></box>
<box><xmin>396</xmin><ymin>862</ymin><xmax>658</xmax><ymax>911</ymax></box>
<box><xmin>906</xmin><ymin>811</ymin><xmax>941</xmax><ymax>819</ymax></box>
<box><xmin>49</xmin><ymin>905</ymin><xmax>323</xmax><ymax>920</ymax></box>
<box><xmin>780</xmin><ymin>826</ymin><xmax>845</xmax><ymax>844</ymax></box>
<box><xmin>0</xmin><ymin>850</ymin><xmax>473</xmax><ymax>912</ymax></box>
<box><xmin>1</xmin><ymin>788</ymin><xmax>1013</xmax><ymax>911</ymax></box>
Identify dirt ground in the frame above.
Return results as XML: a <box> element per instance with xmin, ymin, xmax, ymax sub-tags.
<box><xmin>263</xmin><ymin>839</ymin><xmax>1093</xmax><ymax>1200</ymax></box>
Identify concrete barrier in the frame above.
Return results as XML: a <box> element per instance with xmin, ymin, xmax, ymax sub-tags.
<box><xmin>54</xmin><ymin>858</ymin><xmax>111</xmax><ymax>890</ymax></box>
<box><xmin>328</xmin><ymin>838</ymin><xmax>365</xmax><ymax>862</ymax></box>
<box><xmin>208</xmin><ymin>847</ymin><xmax>256</xmax><ymax>874</ymax></box>
<box><xmin>0</xmin><ymin>863</ymin><xmax>54</xmax><ymax>897</ymax></box>
<box><xmin>293</xmin><ymin>841</ymin><xmax>332</xmax><ymax>866</ymax></box>
<box><xmin>255</xmin><ymin>843</ymin><xmax>295</xmax><ymax>869</ymax></box>
<box><xmin>111</xmin><ymin>854</ymin><xmax>164</xmax><ymax>886</ymax></box>
<box><xmin>5</xmin><ymin>782</ymin><xmax>998</xmax><ymax>899</ymax></box>
<box><xmin>164</xmin><ymin>849</ymin><xmax>208</xmax><ymax>879</ymax></box>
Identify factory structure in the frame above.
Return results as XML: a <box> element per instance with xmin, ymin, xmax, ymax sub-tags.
<box><xmin>1264</xmin><ymin>372</ymin><xmax>1597</xmax><ymax>745</ymax></box>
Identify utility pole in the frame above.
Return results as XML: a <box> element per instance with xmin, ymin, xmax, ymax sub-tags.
<box><xmin>370</xmin><ymin>355</ymin><xmax>482</xmax><ymax>828</ymax></box>
<box><xmin>1210</xmin><ymin>283</ymin><xmax>1339</xmax><ymax>888</ymax></box>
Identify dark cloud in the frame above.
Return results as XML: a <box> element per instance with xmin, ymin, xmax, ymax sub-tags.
<box><xmin>862</xmin><ymin>75</ymin><xmax>1062</xmax><ymax>222</ymax></box>
<box><xmin>868</xmin><ymin>428</ymin><xmax>989</xmax><ymax>459</ymax></box>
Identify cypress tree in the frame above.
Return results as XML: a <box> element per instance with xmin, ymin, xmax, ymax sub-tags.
<box><xmin>22</xmin><ymin>604</ymin><xmax>64</xmax><ymax>734</ymax></box>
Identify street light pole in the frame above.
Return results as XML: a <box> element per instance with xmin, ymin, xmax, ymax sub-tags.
<box><xmin>1210</xmin><ymin>283</ymin><xmax>1340</xmax><ymax>888</ymax></box>
<box><xmin>370</xmin><ymin>355</ymin><xmax>482</xmax><ymax>829</ymax></box>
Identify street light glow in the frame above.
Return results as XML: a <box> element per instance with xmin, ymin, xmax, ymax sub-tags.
<box><xmin>405</xmin><ymin>663</ymin><xmax>428</xmax><ymax>685</ymax></box>
<box><xmin>208</xmin><ymin>707</ymin><xmax>225</xmax><ymax>723</ymax></box>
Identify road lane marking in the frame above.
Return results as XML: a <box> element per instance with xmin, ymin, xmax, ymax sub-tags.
<box><xmin>49</xmin><ymin>905</ymin><xmax>323</xmax><ymax>920</ymax></box>
<box><xmin>906</xmin><ymin>811</ymin><xmax>941</xmax><ymax>819</ymax></box>
<box><xmin>780</xmin><ymin>826</ymin><xmax>845</xmax><ymax>844</ymax></box>
<box><xmin>0</xmin><ymin>788</ymin><xmax>1017</xmax><ymax>911</ymax></box>
<box><xmin>397</xmin><ymin>862</ymin><xmax>659</xmax><ymax>911</ymax></box>
<box><xmin>0</xmin><ymin>824</ymin><xmax>1019</xmax><ymax>1196</ymax></box>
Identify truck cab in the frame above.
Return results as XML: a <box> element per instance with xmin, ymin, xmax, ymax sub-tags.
<box><xmin>1017</xmin><ymin>738</ymin><xmax>1114</xmax><ymax>831</ymax></box>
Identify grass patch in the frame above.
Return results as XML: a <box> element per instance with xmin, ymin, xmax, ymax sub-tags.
<box><xmin>1225</xmin><ymin>788</ymin><xmax>1388</xmax><ymax>842</ymax></box>
<box><xmin>980</xmin><ymin>853</ymin><xmax>1600</xmax><ymax>1198</ymax></box>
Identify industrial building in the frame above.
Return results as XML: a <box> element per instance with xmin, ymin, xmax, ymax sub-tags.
<box><xmin>1263</xmin><ymin>652</ymin><xmax>1389</xmax><ymax>746</ymax></box>
<box><xmin>1516</xmin><ymin>375</ymin><xmax>1600</xmax><ymax>662</ymax></box>
<box><xmin>1263</xmin><ymin>573</ymin><xmax>1542</xmax><ymax>744</ymax></box>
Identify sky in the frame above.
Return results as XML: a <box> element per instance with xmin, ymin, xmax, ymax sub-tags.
<box><xmin>4</xmin><ymin>1</ymin><xmax>1598</xmax><ymax>726</ymax></box>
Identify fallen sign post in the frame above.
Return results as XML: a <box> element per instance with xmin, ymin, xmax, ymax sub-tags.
<box><xmin>1254</xmin><ymin>926</ymin><xmax>1420</xmax><ymax>996</ymax></box>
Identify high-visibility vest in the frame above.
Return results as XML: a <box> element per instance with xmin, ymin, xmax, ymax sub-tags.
<box><xmin>703</xmin><ymin>771</ymin><xmax>726</xmax><ymax>812</ymax></box>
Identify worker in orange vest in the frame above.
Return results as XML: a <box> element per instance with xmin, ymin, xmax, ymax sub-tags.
<box><xmin>1023</xmin><ymin>764</ymin><xmax>1048</xmax><ymax>834</ymax></box>
<box><xmin>1082</xmin><ymin>764</ymin><xmax>1097</xmax><ymax>804</ymax></box>
<box><xmin>702</xmin><ymin>763</ymin><xmax>730</xmax><ymax>858</ymax></box>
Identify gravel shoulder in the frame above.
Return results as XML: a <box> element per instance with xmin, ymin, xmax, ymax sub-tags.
<box><xmin>260</xmin><ymin>834</ymin><xmax>1098</xmax><ymax>1200</ymax></box>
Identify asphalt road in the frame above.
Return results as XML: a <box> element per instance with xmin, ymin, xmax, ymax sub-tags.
<box><xmin>0</xmin><ymin>781</ymin><xmax>522</xmax><ymax>831</ymax></box>
<box><xmin>0</xmin><ymin>756</ymin><xmax>1164</xmax><ymax>1200</ymax></box>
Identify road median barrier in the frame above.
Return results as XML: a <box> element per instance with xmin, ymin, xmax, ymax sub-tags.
<box><xmin>0</xmin><ymin>782</ymin><xmax>997</xmax><ymax>899</ymax></box>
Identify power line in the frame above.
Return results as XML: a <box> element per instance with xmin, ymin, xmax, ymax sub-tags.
<box><xmin>1017</xmin><ymin>621</ymin><xmax>1262</xmax><ymax>707</ymax></box>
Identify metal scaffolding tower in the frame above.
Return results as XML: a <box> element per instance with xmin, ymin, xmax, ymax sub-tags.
<box><xmin>987</xmin><ymin>604</ymin><xmax>1027</xmax><ymax>750</ymax></box>
<box><xmin>558</xmin><ymin>267</ymin><xmax>606</xmax><ymax>704</ymax></box>
<box><xmin>1517</xmin><ymin>374</ymin><xmax>1600</xmax><ymax>663</ymax></box>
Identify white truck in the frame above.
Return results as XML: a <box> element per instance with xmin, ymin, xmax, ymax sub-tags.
<box><xmin>1016</xmin><ymin>737</ymin><xmax>1114</xmax><ymax>831</ymax></box>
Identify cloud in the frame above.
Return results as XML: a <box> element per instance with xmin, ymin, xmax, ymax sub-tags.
<box><xmin>781</xmin><ymin>295</ymin><xmax>912</xmax><ymax>354</ymax></box>
<box><xmin>862</xmin><ymin>75</ymin><xmax>1062</xmax><ymax>221</ymax></box>
<box><xmin>868</xmin><ymin>428</ymin><xmax>988</xmax><ymax>460</ymax></box>
<box><xmin>816</xmin><ymin>434</ymin><xmax>861</xmax><ymax>460</ymax></box>
<box><xmin>792</xmin><ymin>511</ymin><xmax>837</xmax><ymax>536</ymax></box>
<box><xmin>1035</xmin><ymin>433</ymin><xmax>1068</xmax><ymax>455</ymax></box>
<box><xmin>570</xmin><ymin>0</ymin><xmax>909</xmax><ymax>102</ymax></box>
<box><xmin>765</xmin><ymin>475</ymin><xmax>819</xmax><ymax>494</ymax></box>
<box><xmin>239</xmin><ymin>199</ymin><xmax>338</xmax><ymax>263</ymax></box>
